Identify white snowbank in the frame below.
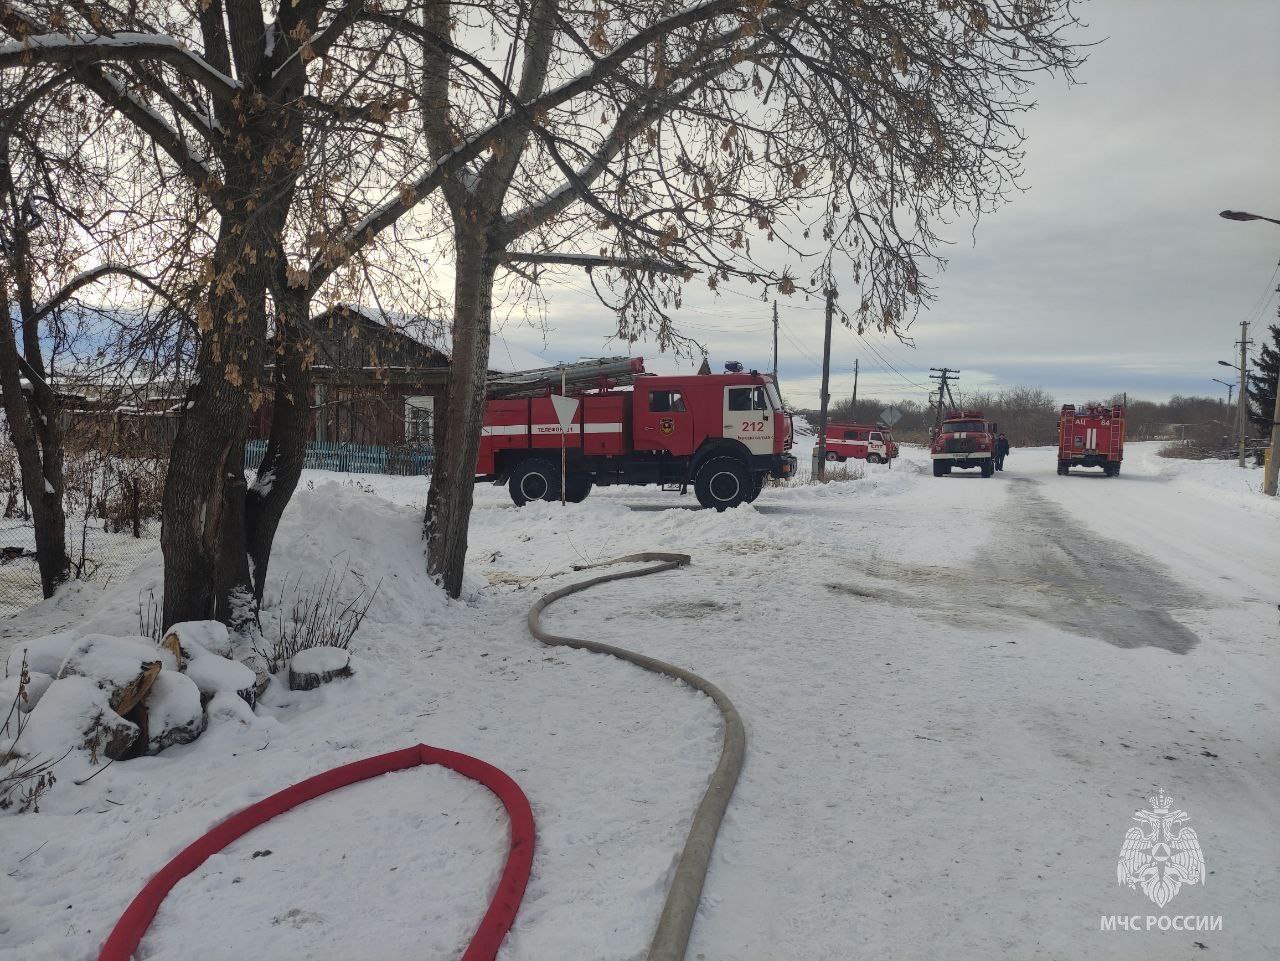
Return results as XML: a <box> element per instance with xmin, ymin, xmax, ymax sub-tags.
<box><xmin>1</xmin><ymin>443</ymin><xmax>1277</xmax><ymax>961</ymax></box>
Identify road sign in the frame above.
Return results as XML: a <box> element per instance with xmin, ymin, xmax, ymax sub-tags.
<box><xmin>879</xmin><ymin>406</ymin><xmax>904</xmax><ymax>427</ymax></box>
<box><xmin>550</xmin><ymin>393</ymin><xmax>580</xmax><ymax>429</ymax></box>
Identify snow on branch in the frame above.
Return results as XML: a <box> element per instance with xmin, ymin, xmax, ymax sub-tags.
<box><xmin>0</xmin><ymin>32</ymin><xmax>241</xmax><ymax>98</ymax></box>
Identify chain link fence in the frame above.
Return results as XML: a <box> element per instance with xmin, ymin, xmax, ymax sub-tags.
<box><xmin>0</xmin><ymin>516</ymin><xmax>160</xmax><ymax>619</ymax></box>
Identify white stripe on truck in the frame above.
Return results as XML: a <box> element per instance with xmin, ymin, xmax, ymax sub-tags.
<box><xmin>482</xmin><ymin>423</ymin><xmax>623</xmax><ymax>436</ymax></box>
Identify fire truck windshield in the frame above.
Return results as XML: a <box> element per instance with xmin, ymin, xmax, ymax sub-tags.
<box><xmin>943</xmin><ymin>421</ymin><xmax>986</xmax><ymax>433</ymax></box>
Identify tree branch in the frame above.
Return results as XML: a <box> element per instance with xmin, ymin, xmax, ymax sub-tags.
<box><xmin>0</xmin><ymin>32</ymin><xmax>241</xmax><ymax>100</ymax></box>
<box><xmin>501</xmin><ymin>251</ymin><xmax>692</xmax><ymax>275</ymax></box>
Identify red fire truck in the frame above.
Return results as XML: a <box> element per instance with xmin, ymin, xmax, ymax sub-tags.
<box><xmin>930</xmin><ymin>410</ymin><xmax>998</xmax><ymax>477</ymax></box>
<box><xmin>1057</xmin><ymin>402</ymin><xmax>1125</xmax><ymax>476</ymax></box>
<box><xmin>477</xmin><ymin>357</ymin><xmax>797</xmax><ymax>510</ymax></box>
<box><xmin>823</xmin><ymin>423</ymin><xmax>899</xmax><ymax>463</ymax></box>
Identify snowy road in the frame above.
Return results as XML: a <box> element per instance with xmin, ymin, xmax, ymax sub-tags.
<box><xmin>3</xmin><ymin>444</ymin><xmax>1277</xmax><ymax>961</ymax></box>
<box><xmin>529</xmin><ymin>445</ymin><xmax>1280</xmax><ymax>960</ymax></box>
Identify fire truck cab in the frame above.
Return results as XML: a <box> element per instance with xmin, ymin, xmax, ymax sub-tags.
<box><xmin>930</xmin><ymin>410</ymin><xmax>997</xmax><ymax>477</ymax></box>
<box><xmin>476</xmin><ymin>358</ymin><xmax>797</xmax><ymax>510</ymax></box>
<box><xmin>823</xmin><ymin>423</ymin><xmax>899</xmax><ymax>464</ymax></box>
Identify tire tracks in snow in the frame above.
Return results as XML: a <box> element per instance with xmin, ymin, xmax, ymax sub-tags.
<box><xmin>826</xmin><ymin>476</ymin><xmax>1207</xmax><ymax>654</ymax></box>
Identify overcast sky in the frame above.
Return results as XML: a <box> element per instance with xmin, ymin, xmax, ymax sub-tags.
<box><xmin>494</xmin><ymin>0</ymin><xmax>1280</xmax><ymax>409</ymax></box>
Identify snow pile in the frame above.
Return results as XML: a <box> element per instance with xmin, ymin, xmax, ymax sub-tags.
<box><xmin>1</xmin><ymin>623</ymin><xmax>271</xmax><ymax>790</ymax></box>
<box><xmin>0</xmin><ymin>668</ymin><xmax>52</xmax><ymax>714</ymax></box>
<box><xmin>6</xmin><ymin>632</ymin><xmax>77</xmax><ymax>677</ymax></box>
<box><xmin>13</xmin><ymin>675</ymin><xmax>138</xmax><ymax>767</ymax></box>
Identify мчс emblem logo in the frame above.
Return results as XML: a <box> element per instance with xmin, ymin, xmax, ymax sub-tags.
<box><xmin>1116</xmin><ymin>789</ymin><xmax>1205</xmax><ymax>908</ymax></box>
<box><xmin>660</xmin><ymin>417</ymin><xmax>675</xmax><ymax>435</ymax></box>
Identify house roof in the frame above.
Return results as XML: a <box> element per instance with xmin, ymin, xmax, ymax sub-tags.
<box><xmin>319</xmin><ymin>303</ymin><xmax>548</xmax><ymax>374</ymax></box>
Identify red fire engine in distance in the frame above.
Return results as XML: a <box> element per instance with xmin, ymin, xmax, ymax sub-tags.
<box><xmin>476</xmin><ymin>357</ymin><xmax>797</xmax><ymax>510</ymax></box>
<box><xmin>930</xmin><ymin>410</ymin><xmax>998</xmax><ymax>477</ymax></box>
<box><xmin>822</xmin><ymin>423</ymin><xmax>899</xmax><ymax>464</ymax></box>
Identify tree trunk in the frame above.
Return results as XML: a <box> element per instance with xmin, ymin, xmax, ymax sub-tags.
<box><xmin>160</xmin><ymin>223</ymin><xmax>272</xmax><ymax>629</ymax></box>
<box><xmin>424</xmin><ymin>229</ymin><xmax>496</xmax><ymax>597</ymax></box>
<box><xmin>0</xmin><ymin>276</ymin><xmax>68</xmax><ymax>597</ymax></box>
<box><xmin>245</xmin><ymin>289</ymin><xmax>313</xmax><ymax>605</ymax></box>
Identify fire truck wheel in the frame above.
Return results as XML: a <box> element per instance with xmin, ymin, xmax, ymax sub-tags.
<box><xmin>744</xmin><ymin>472</ymin><xmax>766</xmax><ymax>503</ymax></box>
<box><xmin>695</xmin><ymin>456</ymin><xmax>750</xmax><ymax>511</ymax></box>
<box><xmin>867</xmin><ymin>454</ymin><xmax>883</xmax><ymax>464</ymax></box>
<box><xmin>509</xmin><ymin>458</ymin><xmax>559</xmax><ymax>506</ymax></box>
<box><xmin>932</xmin><ymin>460</ymin><xmax>947</xmax><ymax>477</ymax></box>
<box><xmin>564</xmin><ymin>473</ymin><xmax>594</xmax><ymax>503</ymax></box>
<box><xmin>980</xmin><ymin>461</ymin><xmax>995</xmax><ymax>478</ymax></box>
<box><xmin>825</xmin><ymin>451</ymin><xmax>840</xmax><ymax>462</ymax></box>
<box><xmin>1057</xmin><ymin>461</ymin><xmax>1069</xmax><ymax>476</ymax></box>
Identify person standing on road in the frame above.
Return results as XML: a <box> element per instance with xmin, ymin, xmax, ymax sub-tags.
<box><xmin>995</xmin><ymin>432</ymin><xmax>1010</xmax><ymax>471</ymax></box>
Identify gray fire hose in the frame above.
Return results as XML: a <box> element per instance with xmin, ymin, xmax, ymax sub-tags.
<box><xmin>527</xmin><ymin>553</ymin><xmax>746</xmax><ymax>961</ymax></box>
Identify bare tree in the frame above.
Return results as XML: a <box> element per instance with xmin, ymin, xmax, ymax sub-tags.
<box><xmin>2</xmin><ymin>0</ymin><xmax>1086</xmax><ymax>617</ymax></box>
<box><xmin>0</xmin><ymin>1</ymin><xmax>460</xmax><ymax>629</ymax></box>
<box><xmin>381</xmin><ymin>0</ymin><xmax>1085</xmax><ymax>595</ymax></box>
<box><xmin>0</xmin><ymin>72</ymin><xmax>175</xmax><ymax>597</ymax></box>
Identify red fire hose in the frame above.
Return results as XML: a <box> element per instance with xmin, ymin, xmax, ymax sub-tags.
<box><xmin>98</xmin><ymin>743</ymin><xmax>534</xmax><ymax>961</ymax></box>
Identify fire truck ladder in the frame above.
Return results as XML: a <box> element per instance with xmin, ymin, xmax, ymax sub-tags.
<box><xmin>1108</xmin><ymin>408</ymin><xmax>1122</xmax><ymax>457</ymax></box>
<box><xmin>486</xmin><ymin>356</ymin><xmax>644</xmax><ymax>398</ymax></box>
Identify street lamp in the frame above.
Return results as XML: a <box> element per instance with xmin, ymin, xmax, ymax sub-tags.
<box><xmin>1220</xmin><ymin>209</ymin><xmax>1280</xmax><ymax>226</ymax></box>
<box><xmin>1212</xmin><ymin>377</ymin><xmax>1235</xmax><ymax>405</ymax></box>
<box><xmin>1219</xmin><ymin>208</ymin><xmax>1280</xmax><ymax>494</ymax></box>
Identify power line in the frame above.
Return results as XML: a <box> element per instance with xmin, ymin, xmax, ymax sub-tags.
<box><xmin>777</xmin><ymin>318</ymin><xmax>824</xmax><ymax>368</ymax></box>
<box><xmin>857</xmin><ymin>334</ymin><xmax>932</xmax><ymax>391</ymax></box>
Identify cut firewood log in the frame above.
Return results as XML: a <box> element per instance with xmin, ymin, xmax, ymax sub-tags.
<box><xmin>57</xmin><ymin>635</ymin><xmax>163</xmax><ymax>716</ymax></box>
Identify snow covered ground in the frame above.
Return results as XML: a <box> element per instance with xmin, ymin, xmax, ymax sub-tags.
<box><xmin>2</xmin><ymin>443</ymin><xmax>1277</xmax><ymax>960</ymax></box>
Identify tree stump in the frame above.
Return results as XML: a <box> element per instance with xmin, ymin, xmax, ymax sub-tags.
<box><xmin>288</xmin><ymin>647</ymin><xmax>353</xmax><ymax>691</ymax></box>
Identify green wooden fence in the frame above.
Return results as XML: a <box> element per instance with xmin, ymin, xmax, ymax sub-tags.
<box><xmin>245</xmin><ymin>440</ymin><xmax>434</xmax><ymax>476</ymax></box>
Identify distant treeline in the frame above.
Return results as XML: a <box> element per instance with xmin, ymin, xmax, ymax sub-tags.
<box><xmin>792</xmin><ymin>388</ymin><xmax>1238</xmax><ymax>448</ymax></box>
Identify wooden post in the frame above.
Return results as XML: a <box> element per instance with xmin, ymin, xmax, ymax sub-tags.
<box><xmin>560</xmin><ymin>366</ymin><xmax>567</xmax><ymax>505</ymax></box>
<box><xmin>815</xmin><ymin>288</ymin><xmax>834</xmax><ymax>481</ymax></box>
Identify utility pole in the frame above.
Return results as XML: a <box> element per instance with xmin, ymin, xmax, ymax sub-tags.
<box><xmin>814</xmin><ymin>288</ymin><xmax>835</xmax><ymax>480</ymax></box>
<box><xmin>851</xmin><ymin>358</ymin><xmax>859</xmax><ymax>413</ymax></box>
<box><xmin>560</xmin><ymin>366</ymin><xmax>567</xmax><ymax>503</ymax></box>
<box><xmin>771</xmin><ymin>300</ymin><xmax>779</xmax><ymax>384</ymax></box>
<box><xmin>929</xmin><ymin>367</ymin><xmax>959</xmax><ymax>431</ymax></box>
<box><xmin>1265</xmin><ymin>356</ymin><xmax>1280</xmax><ymax>496</ymax></box>
<box><xmin>1235</xmin><ymin>320</ymin><xmax>1251</xmax><ymax>468</ymax></box>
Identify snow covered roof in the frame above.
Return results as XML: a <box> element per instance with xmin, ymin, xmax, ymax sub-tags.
<box><xmin>486</xmin><ymin>333</ymin><xmax>551</xmax><ymax>374</ymax></box>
